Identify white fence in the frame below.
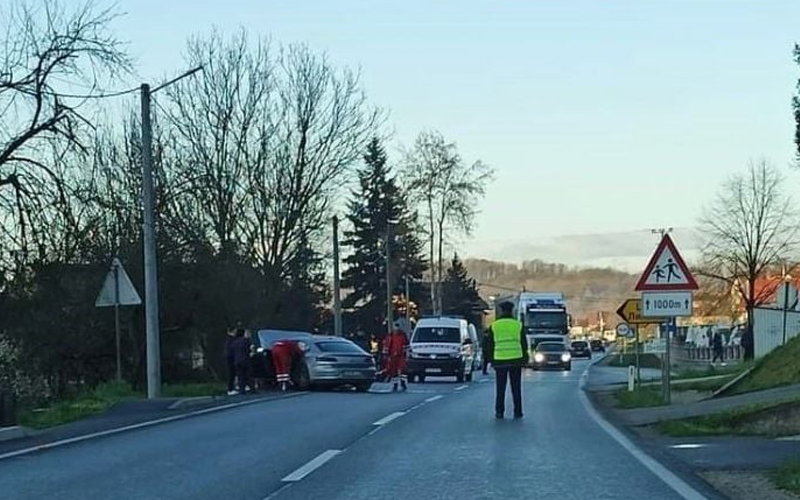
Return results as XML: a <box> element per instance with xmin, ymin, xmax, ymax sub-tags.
<box><xmin>753</xmin><ymin>307</ymin><xmax>800</xmax><ymax>358</ymax></box>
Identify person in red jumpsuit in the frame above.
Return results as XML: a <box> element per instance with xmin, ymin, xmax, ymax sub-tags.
<box><xmin>271</xmin><ymin>339</ymin><xmax>305</xmax><ymax>391</ymax></box>
<box><xmin>384</xmin><ymin>321</ymin><xmax>409</xmax><ymax>392</ymax></box>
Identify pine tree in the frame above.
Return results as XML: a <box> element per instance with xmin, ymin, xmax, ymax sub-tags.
<box><xmin>442</xmin><ymin>253</ymin><xmax>484</xmax><ymax>325</ymax></box>
<box><xmin>342</xmin><ymin>138</ymin><xmax>427</xmax><ymax>336</ymax></box>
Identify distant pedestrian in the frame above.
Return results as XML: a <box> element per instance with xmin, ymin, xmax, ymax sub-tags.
<box><xmin>232</xmin><ymin>328</ymin><xmax>253</xmax><ymax>394</ymax></box>
<box><xmin>712</xmin><ymin>330</ymin><xmax>724</xmax><ymax>365</ymax></box>
<box><xmin>272</xmin><ymin>339</ymin><xmax>305</xmax><ymax>391</ymax></box>
<box><xmin>487</xmin><ymin>301</ymin><xmax>528</xmax><ymax>419</ymax></box>
<box><xmin>481</xmin><ymin>329</ymin><xmax>491</xmax><ymax>375</ymax></box>
<box><xmin>384</xmin><ymin>321</ymin><xmax>409</xmax><ymax>392</ymax></box>
<box><xmin>225</xmin><ymin>327</ymin><xmax>238</xmax><ymax>396</ymax></box>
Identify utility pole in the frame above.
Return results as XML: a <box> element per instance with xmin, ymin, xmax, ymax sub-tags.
<box><xmin>405</xmin><ymin>274</ymin><xmax>411</xmax><ymax>323</ymax></box>
<box><xmin>140</xmin><ymin>83</ymin><xmax>161</xmax><ymax>399</ymax></box>
<box><xmin>332</xmin><ymin>216</ymin><xmax>342</xmax><ymax>337</ymax></box>
<box><xmin>140</xmin><ymin>67</ymin><xmax>203</xmax><ymax>399</ymax></box>
<box><xmin>386</xmin><ymin>220</ymin><xmax>393</xmax><ymax>335</ymax></box>
<box><xmin>113</xmin><ymin>261</ymin><xmax>122</xmax><ymax>382</ymax></box>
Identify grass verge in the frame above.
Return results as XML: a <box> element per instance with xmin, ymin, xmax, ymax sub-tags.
<box><xmin>674</xmin><ymin>363</ymin><xmax>751</xmax><ymax>381</ymax></box>
<box><xmin>672</xmin><ymin>375</ymin><xmax>737</xmax><ymax>393</ymax></box>
<box><xmin>656</xmin><ymin>399</ymin><xmax>800</xmax><ymax>437</ymax></box>
<box><xmin>18</xmin><ymin>382</ymin><xmax>141</xmax><ymax>430</ymax></box>
<box><xmin>18</xmin><ymin>381</ymin><xmax>226</xmax><ymax>429</ymax></box>
<box><xmin>773</xmin><ymin>460</ymin><xmax>800</xmax><ymax>495</ymax></box>
<box><xmin>615</xmin><ymin>386</ymin><xmax>665</xmax><ymax>409</ymax></box>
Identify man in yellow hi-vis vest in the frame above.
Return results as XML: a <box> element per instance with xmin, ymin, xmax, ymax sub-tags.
<box><xmin>487</xmin><ymin>301</ymin><xmax>528</xmax><ymax>419</ymax></box>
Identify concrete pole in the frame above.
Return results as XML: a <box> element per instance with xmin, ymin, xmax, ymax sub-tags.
<box><xmin>332</xmin><ymin>216</ymin><xmax>342</xmax><ymax>337</ymax></box>
<box><xmin>114</xmin><ymin>262</ymin><xmax>122</xmax><ymax>382</ymax></box>
<box><xmin>141</xmin><ymin>83</ymin><xmax>161</xmax><ymax>399</ymax></box>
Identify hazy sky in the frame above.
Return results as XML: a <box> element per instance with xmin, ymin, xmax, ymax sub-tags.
<box><xmin>113</xmin><ymin>0</ymin><xmax>800</xmax><ymax>260</ymax></box>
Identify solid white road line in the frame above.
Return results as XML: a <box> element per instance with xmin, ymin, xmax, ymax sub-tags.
<box><xmin>578</xmin><ymin>369</ymin><xmax>709</xmax><ymax>500</ymax></box>
<box><xmin>0</xmin><ymin>393</ymin><xmax>304</xmax><ymax>462</ymax></box>
<box><xmin>425</xmin><ymin>395</ymin><xmax>444</xmax><ymax>403</ymax></box>
<box><xmin>372</xmin><ymin>411</ymin><xmax>406</xmax><ymax>426</ymax></box>
<box><xmin>454</xmin><ymin>384</ymin><xmax>468</xmax><ymax>391</ymax></box>
<box><xmin>281</xmin><ymin>449</ymin><xmax>342</xmax><ymax>482</ymax></box>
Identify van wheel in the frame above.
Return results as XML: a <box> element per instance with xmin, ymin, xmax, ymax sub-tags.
<box><xmin>418</xmin><ymin>375</ymin><xmax>426</xmax><ymax>383</ymax></box>
<box><xmin>456</xmin><ymin>373</ymin><xmax>465</xmax><ymax>383</ymax></box>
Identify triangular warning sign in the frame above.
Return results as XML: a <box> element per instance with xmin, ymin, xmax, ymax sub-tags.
<box><xmin>635</xmin><ymin>234</ymin><xmax>698</xmax><ymax>291</ymax></box>
<box><xmin>95</xmin><ymin>258</ymin><xmax>142</xmax><ymax>307</ymax></box>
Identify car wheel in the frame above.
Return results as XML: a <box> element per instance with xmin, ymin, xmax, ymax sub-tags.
<box><xmin>293</xmin><ymin>363</ymin><xmax>311</xmax><ymax>390</ymax></box>
<box><xmin>418</xmin><ymin>375</ymin><xmax>426</xmax><ymax>383</ymax></box>
<box><xmin>355</xmin><ymin>383</ymin><xmax>371</xmax><ymax>393</ymax></box>
<box><xmin>456</xmin><ymin>372</ymin><xmax>465</xmax><ymax>383</ymax></box>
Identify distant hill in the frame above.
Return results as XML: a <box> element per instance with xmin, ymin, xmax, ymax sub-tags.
<box><xmin>464</xmin><ymin>258</ymin><xmax>638</xmax><ymax>326</ymax></box>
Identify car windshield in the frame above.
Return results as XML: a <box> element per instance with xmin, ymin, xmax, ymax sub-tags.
<box><xmin>537</xmin><ymin>343</ymin><xmax>566</xmax><ymax>353</ymax></box>
<box><xmin>525</xmin><ymin>311</ymin><xmax>567</xmax><ymax>329</ymax></box>
<box><xmin>413</xmin><ymin>327</ymin><xmax>460</xmax><ymax>343</ymax></box>
<box><xmin>572</xmin><ymin>342</ymin><xmax>588</xmax><ymax>348</ymax></box>
<box><xmin>532</xmin><ymin>337</ymin><xmax>564</xmax><ymax>347</ymax></box>
<box><xmin>315</xmin><ymin>341</ymin><xmax>364</xmax><ymax>354</ymax></box>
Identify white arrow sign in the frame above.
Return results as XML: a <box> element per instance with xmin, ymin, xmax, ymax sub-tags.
<box><xmin>641</xmin><ymin>291</ymin><xmax>692</xmax><ymax>317</ymax></box>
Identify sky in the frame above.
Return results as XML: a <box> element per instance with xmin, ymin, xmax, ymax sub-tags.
<box><xmin>111</xmin><ymin>0</ymin><xmax>800</xmax><ymax>265</ymax></box>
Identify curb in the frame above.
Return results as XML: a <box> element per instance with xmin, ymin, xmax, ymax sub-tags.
<box><xmin>0</xmin><ymin>391</ymin><xmax>307</xmax><ymax>461</ymax></box>
<box><xmin>0</xmin><ymin>426</ymin><xmax>33</xmax><ymax>443</ymax></box>
<box><xmin>167</xmin><ymin>396</ymin><xmax>218</xmax><ymax>410</ymax></box>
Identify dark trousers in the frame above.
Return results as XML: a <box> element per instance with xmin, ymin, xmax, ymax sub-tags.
<box><xmin>712</xmin><ymin>348</ymin><xmax>724</xmax><ymax>363</ymax></box>
<box><xmin>227</xmin><ymin>358</ymin><xmax>236</xmax><ymax>392</ymax></box>
<box><xmin>495</xmin><ymin>365</ymin><xmax>523</xmax><ymax>416</ymax></box>
<box><xmin>236</xmin><ymin>361</ymin><xmax>251</xmax><ymax>392</ymax></box>
<box><xmin>482</xmin><ymin>356</ymin><xmax>489</xmax><ymax>375</ymax></box>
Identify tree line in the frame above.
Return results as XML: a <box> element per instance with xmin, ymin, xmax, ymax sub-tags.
<box><xmin>0</xmin><ymin>1</ymin><xmax>491</xmax><ymax>404</ymax></box>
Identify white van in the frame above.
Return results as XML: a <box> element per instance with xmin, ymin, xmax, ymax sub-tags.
<box><xmin>407</xmin><ymin>317</ymin><xmax>475</xmax><ymax>383</ymax></box>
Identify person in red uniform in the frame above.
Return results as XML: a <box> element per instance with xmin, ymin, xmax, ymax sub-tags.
<box><xmin>384</xmin><ymin>321</ymin><xmax>409</xmax><ymax>392</ymax></box>
<box><xmin>271</xmin><ymin>339</ymin><xmax>305</xmax><ymax>391</ymax></box>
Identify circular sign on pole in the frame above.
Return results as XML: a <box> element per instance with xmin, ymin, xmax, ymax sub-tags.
<box><xmin>616</xmin><ymin>323</ymin><xmax>633</xmax><ymax>338</ymax></box>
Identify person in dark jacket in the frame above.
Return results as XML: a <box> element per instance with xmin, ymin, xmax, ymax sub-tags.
<box><xmin>232</xmin><ymin>328</ymin><xmax>253</xmax><ymax>394</ymax></box>
<box><xmin>712</xmin><ymin>330</ymin><xmax>725</xmax><ymax>365</ymax></box>
<box><xmin>225</xmin><ymin>327</ymin><xmax>238</xmax><ymax>395</ymax></box>
<box><xmin>487</xmin><ymin>301</ymin><xmax>529</xmax><ymax>419</ymax></box>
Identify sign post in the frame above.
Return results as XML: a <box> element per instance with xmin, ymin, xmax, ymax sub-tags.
<box><xmin>635</xmin><ymin>234</ymin><xmax>698</xmax><ymax>404</ymax></box>
<box><xmin>96</xmin><ymin>258</ymin><xmax>142</xmax><ymax>382</ymax></box>
<box><xmin>617</xmin><ymin>299</ymin><xmax>663</xmax><ymax>387</ymax></box>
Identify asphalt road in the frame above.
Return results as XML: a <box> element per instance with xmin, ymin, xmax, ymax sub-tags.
<box><xmin>0</xmin><ymin>360</ymin><xmax>719</xmax><ymax>500</ymax></box>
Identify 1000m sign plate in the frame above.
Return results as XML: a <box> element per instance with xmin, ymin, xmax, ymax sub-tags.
<box><xmin>641</xmin><ymin>291</ymin><xmax>693</xmax><ymax>317</ymax></box>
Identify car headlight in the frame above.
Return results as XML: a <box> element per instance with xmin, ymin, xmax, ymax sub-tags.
<box><xmin>561</xmin><ymin>353</ymin><xmax>571</xmax><ymax>362</ymax></box>
<box><xmin>534</xmin><ymin>353</ymin><xmax>545</xmax><ymax>363</ymax></box>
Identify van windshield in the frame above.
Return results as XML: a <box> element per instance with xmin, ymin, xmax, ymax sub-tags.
<box><xmin>413</xmin><ymin>327</ymin><xmax>461</xmax><ymax>343</ymax></box>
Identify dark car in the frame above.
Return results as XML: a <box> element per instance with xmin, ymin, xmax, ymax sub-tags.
<box><xmin>254</xmin><ymin>330</ymin><xmax>376</xmax><ymax>391</ymax></box>
<box><xmin>590</xmin><ymin>339</ymin><xmax>606</xmax><ymax>353</ymax></box>
<box><xmin>570</xmin><ymin>340</ymin><xmax>592</xmax><ymax>359</ymax></box>
<box><xmin>531</xmin><ymin>342</ymin><xmax>572</xmax><ymax>371</ymax></box>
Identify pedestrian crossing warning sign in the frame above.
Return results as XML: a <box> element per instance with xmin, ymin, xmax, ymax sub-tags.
<box><xmin>635</xmin><ymin>234</ymin><xmax>698</xmax><ymax>292</ymax></box>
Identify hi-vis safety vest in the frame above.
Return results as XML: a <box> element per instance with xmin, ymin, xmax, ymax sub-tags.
<box><xmin>492</xmin><ymin>318</ymin><xmax>524</xmax><ymax>361</ymax></box>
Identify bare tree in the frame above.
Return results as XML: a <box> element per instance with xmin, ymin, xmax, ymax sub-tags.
<box><xmin>0</xmin><ymin>0</ymin><xmax>131</xmax><ymax>264</ymax></box>
<box><xmin>698</xmin><ymin>160</ymin><xmax>799</xmax><ymax>353</ymax></box>
<box><xmin>403</xmin><ymin>130</ymin><xmax>493</xmax><ymax>313</ymax></box>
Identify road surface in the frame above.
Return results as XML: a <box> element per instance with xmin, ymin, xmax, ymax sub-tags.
<box><xmin>0</xmin><ymin>360</ymin><xmax>719</xmax><ymax>500</ymax></box>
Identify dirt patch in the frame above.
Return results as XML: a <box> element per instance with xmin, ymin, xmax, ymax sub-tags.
<box><xmin>701</xmin><ymin>471</ymin><xmax>800</xmax><ymax>500</ymax></box>
<box><xmin>738</xmin><ymin>403</ymin><xmax>800</xmax><ymax>436</ymax></box>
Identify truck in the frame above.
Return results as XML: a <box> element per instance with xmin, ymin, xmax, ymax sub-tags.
<box><xmin>494</xmin><ymin>292</ymin><xmax>572</xmax><ymax>359</ymax></box>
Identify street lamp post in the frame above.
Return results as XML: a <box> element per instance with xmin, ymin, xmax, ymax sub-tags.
<box><xmin>385</xmin><ymin>219</ymin><xmax>399</xmax><ymax>335</ymax></box>
<box><xmin>140</xmin><ymin>67</ymin><xmax>202</xmax><ymax>399</ymax></box>
<box><xmin>332</xmin><ymin>216</ymin><xmax>343</xmax><ymax>337</ymax></box>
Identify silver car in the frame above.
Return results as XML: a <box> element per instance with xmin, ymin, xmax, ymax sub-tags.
<box><xmin>256</xmin><ymin>330</ymin><xmax>376</xmax><ymax>392</ymax></box>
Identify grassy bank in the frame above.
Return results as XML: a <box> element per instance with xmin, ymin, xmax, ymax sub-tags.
<box><xmin>728</xmin><ymin>336</ymin><xmax>800</xmax><ymax>395</ymax></box>
<box><xmin>606</xmin><ymin>353</ymin><xmax>663</xmax><ymax>369</ymax></box>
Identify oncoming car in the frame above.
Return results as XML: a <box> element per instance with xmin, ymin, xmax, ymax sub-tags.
<box><xmin>531</xmin><ymin>342</ymin><xmax>572</xmax><ymax>371</ymax></box>
<box><xmin>570</xmin><ymin>340</ymin><xmax>592</xmax><ymax>359</ymax></box>
<box><xmin>255</xmin><ymin>330</ymin><xmax>376</xmax><ymax>391</ymax></box>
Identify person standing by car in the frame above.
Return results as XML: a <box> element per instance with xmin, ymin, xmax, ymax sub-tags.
<box><xmin>225</xmin><ymin>327</ymin><xmax>238</xmax><ymax>396</ymax></box>
<box><xmin>487</xmin><ymin>301</ymin><xmax>528</xmax><ymax>419</ymax></box>
<box><xmin>385</xmin><ymin>321</ymin><xmax>409</xmax><ymax>392</ymax></box>
<box><xmin>232</xmin><ymin>328</ymin><xmax>253</xmax><ymax>394</ymax></box>
<box><xmin>272</xmin><ymin>339</ymin><xmax>305</xmax><ymax>391</ymax></box>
